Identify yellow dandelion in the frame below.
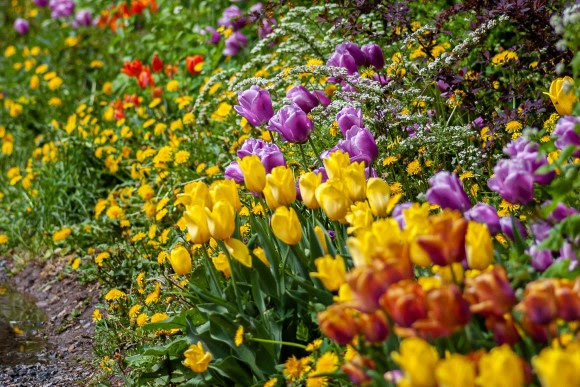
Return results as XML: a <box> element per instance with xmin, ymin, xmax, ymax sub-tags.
<box><xmin>234</xmin><ymin>326</ymin><xmax>244</xmax><ymax>347</ymax></box>
<box><xmin>406</xmin><ymin>160</ymin><xmax>422</xmax><ymax>175</ymax></box>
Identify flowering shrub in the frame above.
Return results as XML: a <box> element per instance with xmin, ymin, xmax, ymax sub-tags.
<box><xmin>1</xmin><ymin>0</ymin><xmax>579</xmax><ymax>385</ymax></box>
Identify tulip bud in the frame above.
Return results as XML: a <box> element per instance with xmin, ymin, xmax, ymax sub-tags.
<box><xmin>209</xmin><ymin>179</ymin><xmax>241</xmax><ymax>212</ymax></box>
<box><xmin>286</xmin><ymin>85</ymin><xmax>320</xmax><ymax>113</ymax></box>
<box><xmin>266</xmin><ymin>166</ymin><xmax>296</xmax><ymax>206</ymax></box>
<box><xmin>555</xmin><ymin>278</ymin><xmax>580</xmax><ymax>322</ymax></box>
<box><xmin>323</xmin><ymin>150</ymin><xmax>351</xmax><ymax>179</ymax></box>
<box><xmin>426</xmin><ymin>171</ymin><xmax>471</xmax><ymax>212</ymax></box>
<box><xmin>268</xmin><ymin>104</ymin><xmax>314</xmax><ymax>143</ymax></box>
<box><xmin>151</xmin><ymin>53</ymin><xmax>163</xmax><ymax>73</ymax></box>
<box><xmin>344</xmin><ymin>161</ymin><xmax>367</xmax><ymax>202</ymax></box>
<box><xmin>205</xmin><ymin>201</ymin><xmax>236</xmax><ymax>240</ymax></box>
<box><xmin>184</xmin><ymin>205</ymin><xmax>211</xmax><ymax>244</ymax></box>
<box><xmin>318</xmin><ymin>305</ymin><xmax>359</xmax><ymax>345</ymax></box>
<box><xmin>299</xmin><ymin>171</ymin><xmax>322</xmax><ymax>209</ymax></box>
<box><xmin>366</xmin><ymin>178</ymin><xmax>391</xmax><ymax>217</ymax></box>
<box><xmin>336</xmin><ymin>106</ymin><xmax>364</xmax><ymax>136</ymax></box>
<box><xmin>238</xmin><ymin>155</ymin><xmax>266</xmax><ymax>192</ymax></box>
<box><xmin>169</xmin><ymin>245</ymin><xmax>192</xmax><ymax>275</ymax></box>
<box><xmin>342</xmin><ymin>355</ymin><xmax>375</xmax><ymax>385</ymax></box>
<box><xmin>185</xmin><ymin>55</ymin><xmax>204</xmax><ymax>75</ymax></box>
<box><xmin>314</xmin><ymin>226</ymin><xmax>329</xmax><ymax>254</ymax></box>
<box><xmin>234</xmin><ymin>86</ymin><xmax>274</xmax><ymax>126</ymax></box>
<box><xmin>271</xmin><ymin>206</ymin><xmax>302</xmax><ymax>245</ymax></box>
<box><xmin>14</xmin><ymin>18</ymin><xmax>29</xmax><ymax>35</ymax></box>
<box><xmin>465</xmin><ymin>221</ymin><xmax>493</xmax><ymax>270</ymax></box>
<box><xmin>381</xmin><ymin>280</ymin><xmax>428</xmax><ymax>327</ymax></box>
<box><xmin>361</xmin><ymin>43</ymin><xmax>385</xmax><ymax>70</ymax></box>
<box><xmin>544</xmin><ymin>76</ymin><xmax>577</xmax><ymax>116</ymax></box>
<box><xmin>465</xmin><ymin>266</ymin><xmax>516</xmax><ymax>317</ymax></box>
<box><xmin>311</xmin><ymin>255</ymin><xmax>346</xmax><ymax>291</ymax></box>
<box><xmin>315</xmin><ymin>180</ymin><xmax>351</xmax><ymax>222</ymax></box>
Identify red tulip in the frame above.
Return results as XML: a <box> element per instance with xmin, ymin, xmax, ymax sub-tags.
<box><xmin>151</xmin><ymin>53</ymin><xmax>163</xmax><ymax>73</ymax></box>
<box><xmin>186</xmin><ymin>55</ymin><xmax>204</xmax><ymax>75</ymax></box>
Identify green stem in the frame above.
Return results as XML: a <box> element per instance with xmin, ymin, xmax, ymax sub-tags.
<box><xmin>218</xmin><ymin>240</ymin><xmax>241</xmax><ymax>303</ymax></box>
<box><xmin>202</xmin><ymin>245</ymin><xmax>223</xmax><ymax>297</ymax></box>
<box><xmin>299</xmin><ymin>143</ymin><xmax>310</xmax><ymax>171</ymax></box>
<box><xmin>249</xmin><ymin>337</ymin><xmax>307</xmax><ymax>349</ymax></box>
<box><xmin>308</xmin><ymin>136</ymin><xmax>322</xmax><ymax>165</ymax></box>
<box><xmin>290</xmin><ymin>244</ymin><xmax>310</xmax><ymax>279</ymax></box>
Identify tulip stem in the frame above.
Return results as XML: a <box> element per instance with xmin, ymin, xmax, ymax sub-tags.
<box><xmin>299</xmin><ymin>143</ymin><xmax>310</xmax><ymax>170</ymax></box>
<box><xmin>290</xmin><ymin>244</ymin><xmax>310</xmax><ymax>279</ymax></box>
<box><xmin>308</xmin><ymin>136</ymin><xmax>322</xmax><ymax>165</ymax></box>
<box><xmin>218</xmin><ymin>241</ymin><xmax>242</xmax><ymax>303</ymax></box>
<box><xmin>202</xmin><ymin>244</ymin><xmax>223</xmax><ymax>298</ymax></box>
<box><xmin>249</xmin><ymin>337</ymin><xmax>307</xmax><ymax>349</ymax></box>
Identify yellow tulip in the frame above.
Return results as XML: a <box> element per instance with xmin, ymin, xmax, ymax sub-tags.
<box><xmin>323</xmin><ymin>150</ymin><xmax>350</xmax><ymax>179</ymax></box>
<box><xmin>253</xmin><ymin>247</ymin><xmax>270</xmax><ymax>267</ymax></box>
<box><xmin>212</xmin><ymin>252</ymin><xmax>231</xmax><ymax>278</ymax></box>
<box><xmin>391</xmin><ymin>337</ymin><xmax>439</xmax><ymax>387</ymax></box>
<box><xmin>238</xmin><ymin>155</ymin><xmax>266</xmax><ymax>192</ymax></box>
<box><xmin>271</xmin><ymin>206</ymin><xmax>302</xmax><ymax>245</ymax></box>
<box><xmin>465</xmin><ymin>221</ymin><xmax>493</xmax><ymax>270</ymax></box>
<box><xmin>176</xmin><ymin>181</ymin><xmax>212</xmax><ymax>208</ymax></box>
<box><xmin>169</xmin><ymin>245</ymin><xmax>192</xmax><ymax>275</ymax></box>
<box><xmin>345</xmin><ymin>201</ymin><xmax>374</xmax><ymax>234</ymax></box>
<box><xmin>205</xmin><ymin>201</ymin><xmax>235</xmax><ymax>240</ymax></box>
<box><xmin>265</xmin><ymin>166</ymin><xmax>296</xmax><ymax>206</ymax></box>
<box><xmin>315</xmin><ymin>179</ymin><xmax>350</xmax><ymax>221</ymax></box>
<box><xmin>366</xmin><ymin>178</ymin><xmax>396</xmax><ymax>217</ymax></box>
<box><xmin>209</xmin><ymin>179</ymin><xmax>241</xmax><ymax>211</ymax></box>
<box><xmin>435</xmin><ymin>354</ymin><xmax>476</xmax><ymax>387</ymax></box>
<box><xmin>183</xmin><ymin>342</ymin><xmax>212</xmax><ymax>373</ymax></box>
<box><xmin>533</xmin><ymin>343</ymin><xmax>580</xmax><ymax>387</ymax></box>
<box><xmin>225</xmin><ymin>238</ymin><xmax>252</xmax><ymax>268</ymax></box>
<box><xmin>299</xmin><ymin>171</ymin><xmax>322</xmax><ymax>209</ymax></box>
<box><xmin>311</xmin><ymin>255</ymin><xmax>346</xmax><ymax>291</ymax></box>
<box><xmin>544</xmin><ymin>76</ymin><xmax>577</xmax><ymax>116</ymax></box>
<box><xmin>476</xmin><ymin>345</ymin><xmax>524</xmax><ymax>387</ymax></box>
<box><xmin>184</xmin><ymin>204</ymin><xmax>211</xmax><ymax>244</ymax></box>
<box><xmin>344</xmin><ymin>161</ymin><xmax>367</xmax><ymax>202</ymax></box>
<box><xmin>263</xmin><ymin>182</ymin><xmax>281</xmax><ymax>210</ymax></box>
<box><xmin>314</xmin><ymin>225</ymin><xmax>328</xmax><ymax>254</ymax></box>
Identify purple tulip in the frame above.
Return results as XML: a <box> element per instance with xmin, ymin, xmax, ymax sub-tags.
<box><xmin>426</xmin><ymin>171</ymin><xmax>471</xmax><ymax>212</ymax></box>
<box><xmin>49</xmin><ymin>0</ymin><xmax>75</xmax><ymax>19</ymax></box>
<box><xmin>75</xmin><ymin>10</ymin><xmax>92</xmax><ymax>27</ymax></box>
<box><xmin>361</xmin><ymin>43</ymin><xmax>385</xmax><ymax>70</ymax></box>
<box><xmin>223</xmin><ymin>31</ymin><xmax>247</xmax><ymax>56</ymax></box>
<box><xmin>559</xmin><ymin>241</ymin><xmax>578</xmax><ymax>271</ymax></box>
<box><xmin>224</xmin><ymin>161</ymin><xmax>244</xmax><ymax>183</ymax></box>
<box><xmin>327</xmin><ymin>48</ymin><xmax>358</xmax><ymax>75</ymax></box>
<box><xmin>14</xmin><ymin>18</ymin><xmax>29</xmax><ymax>35</ymax></box>
<box><xmin>313</xmin><ymin>90</ymin><xmax>330</xmax><ymax>107</ymax></box>
<box><xmin>392</xmin><ymin>202</ymin><xmax>413</xmax><ymax>229</ymax></box>
<box><xmin>502</xmin><ymin>138</ymin><xmax>555</xmax><ymax>185</ymax></box>
<box><xmin>335</xmin><ymin>42</ymin><xmax>366</xmax><ymax>66</ymax></box>
<box><xmin>472</xmin><ymin>117</ymin><xmax>485</xmax><ymax>128</ymax></box>
<box><xmin>268</xmin><ymin>104</ymin><xmax>314</xmax><ymax>143</ymax></box>
<box><xmin>436</xmin><ymin>79</ymin><xmax>450</xmax><ymax>92</ymax></box>
<box><xmin>546</xmin><ymin>202</ymin><xmax>578</xmax><ymax>223</ymax></box>
<box><xmin>205</xmin><ymin>26</ymin><xmax>221</xmax><ymax>45</ymax></box>
<box><xmin>503</xmin><ymin>137</ymin><xmax>538</xmax><ymax>157</ymax></box>
<box><xmin>34</xmin><ymin>0</ymin><xmax>49</xmax><ymax>6</ymax></box>
<box><xmin>286</xmin><ymin>85</ymin><xmax>319</xmax><ymax>113</ymax></box>
<box><xmin>529</xmin><ymin>245</ymin><xmax>553</xmax><ymax>272</ymax></box>
<box><xmin>553</xmin><ymin>115</ymin><xmax>580</xmax><ymax>157</ymax></box>
<box><xmin>336</xmin><ymin>126</ymin><xmax>378</xmax><ymax>164</ymax></box>
<box><xmin>314</xmin><ymin>167</ymin><xmax>328</xmax><ymax>183</ymax></box>
<box><xmin>500</xmin><ymin>217</ymin><xmax>528</xmax><ymax>240</ymax></box>
<box><xmin>372</xmin><ymin>73</ymin><xmax>391</xmax><ymax>86</ymax></box>
<box><xmin>336</xmin><ymin>106</ymin><xmax>364</xmax><ymax>136</ymax></box>
<box><xmin>465</xmin><ymin>203</ymin><xmax>501</xmax><ymax>235</ymax></box>
<box><xmin>218</xmin><ymin>6</ymin><xmax>246</xmax><ymax>31</ymax></box>
<box><xmin>258</xmin><ymin>17</ymin><xmax>277</xmax><ymax>39</ymax></box>
<box><xmin>234</xmin><ymin>86</ymin><xmax>274</xmax><ymax>126</ymax></box>
<box><xmin>237</xmin><ymin>138</ymin><xmax>285</xmax><ymax>173</ymax></box>
<box><xmin>488</xmin><ymin>159</ymin><xmax>535</xmax><ymax>204</ymax></box>
<box><xmin>531</xmin><ymin>221</ymin><xmax>552</xmax><ymax>242</ymax></box>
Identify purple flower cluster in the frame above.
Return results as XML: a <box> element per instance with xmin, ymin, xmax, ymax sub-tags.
<box><xmin>218</xmin><ymin>6</ymin><xmax>247</xmax><ymax>31</ymax></box>
<box><xmin>225</xmin><ymin>138</ymin><xmax>286</xmax><ymax>183</ymax></box>
<box><xmin>488</xmin><ymin>138</ymin><xmax>555</xmax><ymax>204</ymax></box>
<box><xmin>204</xmin><ymin>5</ymin><xmax>253</xmax><ymax>55</ymax></box>
<box><xmin>528</xmin><ymin>202</ymin><xmax>578</xmax><ymax>272</ymax></box>
<box><xmin>49</xmin><ymin>0</ymin><xmax>75</xmax><ymax>19</ymax></box>
<box><xmin>553</xmin><ymin>115</ymin><xmax>580</xmax><ymax>157</ymax></box>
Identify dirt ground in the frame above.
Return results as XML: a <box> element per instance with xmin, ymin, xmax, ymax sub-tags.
<box><xmin>0</xmin><ymin>256</ymin><xmax>100</xmax><ymax>386</ymax></box>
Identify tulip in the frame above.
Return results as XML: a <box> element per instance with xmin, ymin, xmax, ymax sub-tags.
<box><xmin>465</xmin><ymin>221</ymin><xmax>493</xmax><ymax>270</ymax></box>
<box><xmin>183</xmin><ymin>342</ymin><xmax>212</xmax><ymax>373</ymax></box>
<box><xmin>366</xmin><ymin>178</ymin><xmax>391</xmax><ymax>217</ymax></box>
<box><xmin>184</xmin><ymin>205</ymin><xmax>211</xmax><ymax>244</ymax></box>
<box><xmin>238</xmin><ymin>155</ymin><xmax>266</xmax><ymax>192</ymax></box>
<box><xmin>554</xmin><ymin>279</ymin><xmax>580</xmax><ymax>321</ymax></box>
<box><xmin>392</xmin><ymin>202</ymin><xmax>413</xmax><ymax>229</ymax></box>
<box><xmin>338</xmin><ymin>126</ymin><xmax>379</xmax><ymax>164</ymax></box>
<box><xmin>488</xmin><ymin>159</ymin><xmax>535</xmax><ymax>204</ymax></box>
<box><xmin>224</xmin><ymin>161</ymin><xmax>244</xmax><ymax>184</ymax></box>
<box><xmin>381</xmin><ymin>280</ymin><xmax>428</xmax><ymax>327</ymax></box>
<box><xmin>323</xmin><ymin>150</ymin><xmax>351</xmax><ymax>179</ymax></box>
<box><xmin>361</xmin><ymin>43</ymin><xmax>385</xmax><ymax>70</ymax></box>
<box><xmin>14</xmin><ymin>18</ymin><xmax>29</xmax><ymax>35</ymax></box>
<box><xmin>313</xmin><ymin>90</ymin><xmax>331</xmax><ymax>107</ymax></box>
<box><xmin>435</xmin><ymin>355</ymin><xmax>476</xmax><ymax>387</ymax></box>
<box><xmin>75</xmin><ymin>10</ymin><xmax>92</xmax><ymax>27</ymax></box>
<box><xmin>416</xmin><ymin>211</ymin><xmax>468</xmax><ymax>266</ymax></box>
<box><xmin>426</xmin><ymin>171</ymin><xmax>471</xmax><ymax>212</ymax></box>
<box><xmin>475</xmin><ymin>346</ymin><xmax>524</xmax><ymax>387</ymax></box>
<box><xmin>315</xmin><ymin>180</ymin><xmax>351</xmax><ymax>221</ymax></box>
<box><xmin>224</xmin><ymin>31</ymin><xmax>247</xmax><ymax>56</ymax></box>
<box><xmin>209</xmin><ymin>179</ymin><xmax>241</xmax><ymax>212</ymax></box>
<box><xmin>327</xmin><ymin>48</ymin><xmax>359</xmax><ymax>75</ymax></box>
<box><xmin>177</xmin><ymin>181</ymin><xmax>212</xmax><ymax>208</ymax></box>
<box><xmin>519</xmin><ymin>280</ymin><xmax>558</xmax><ymax>325</ymax></box>
<box><xmin>205</xmin><ymin>201</ymin><xmax>236</xmax><ymax>240</ymax></box>
<box><xmin>318</xmin><ymin>305</ymin><xmax>359</xmax><ymax>345</ymax></box>
<box><xmin>286</xmin><ymin>85</ymin><xmax>319</xmax><ymax>113</ymax></box>
<box><xmin>553</xmin><ymin>115</ymin><xmax>580</xmax><ymax>157</ymax></box>
<box><xmin>533</xmin><ymin>345</ymin><xmax>580</xmax><ymax>387</ymax></box>
<box><xmin>337</xmin><ymin>42</ymin><xmax>367</xmax><ymax>66</ymax></box>
<box><xmin>262</xmin><ymin>183</ymin><xmax>280</xmax><ymax>210</ymax></box>
<box><xmin>345</xmin><ymin>202</ymin><xmax>374</xmax><ymax>234</ymax></box>
<box><xmin>218</xmin><ymin>5</ymin><xmax>246</xmax><ymax>30</ymax></box>
<box><xmin>151</xmin><ymin>53</ymin><xmax>163</xmax><ymax>73</ymax></box>
<box><xmin>391</xmin><ymin>338</ymin><xmax>439</xmax><ymax>387</ymax></box>
<box><xmin>186</xmin><ymin>55</ymin><xmax>204</xmax><ymax>75</ymax></box>
<box><xmin>485</xmin><ymin>315</ymin><xmax>520</xmax><ymax>346</ymax></box>
<box><xmin>225</xmin><ymin>238</ymin><xmax>252</xmax><ymax>268</ymax></box>
<box><xmin>465</xmin><ymin>203</ymin><xmax>501</xmax><ymax>235</ymax></box>
<box><xmin>49</xmin><ymin>0</ymin><xmax>75</xmax><ymax>19</ymax></box>
<box><xmin>423</xmin><ymin>284</ymin><xmax>471</xmax><ymax>334</ymax></box>
<box><xmin>544</xmin><ymin>76</ymin><xmax>577</xmax><ymax>116</ymax></box>
<box><xmin>271</xmin><ymin>206</ymin><xmax>302</xmax><ymax>245</ymax></box>
<box><xmin>336</xmin><ymin>106</ymin><xmax>364</xmax><ymax>136</ymax></box>
<box><xmin>499</xmin><ymin>216</ymin><xmax>527</xmax><ymax>240</ymax></box>
<box><xmin>342</xmin><ymin>355</ymin><xmax>374</xmax><ymax>385</ymax></box>
<box><xmin>299</xmin><ymin>171</ymin><xmax>322</xmax><ymax>209</ymax></box>
<box><xmin>464</xmin><ymin>266</ymin><xmax>516</xmax><ymax>317</ymax></box>
<box><xmin>528</xmin><ymin>245</ymin><xmax>553</xmax><ymax>271</ymax></box>
<box><xmin>237</xmin><ymin>138</ymin><xmax>285</xmax><ymax>172</ymax></box>
<box><xmin>314</xmin><ymin>226</ymin><xmax>329</xmax><ymax>254</ymax></box>
<box><xmin>234</xmin><ymin>87</ymin><xmax>275</xmax><ymax>127</ymax></box>
<box><xmin>205</xmin><ymin>26</ymin><xmax>221</xmax><ymax>44</ymax></box>
<box><xmin>268</xmin><ymin>104</ymin><xmax>314</xmax><ymax>143</ymax></box>
<box><xmin>358</xmin><ymin>311</ymin><xmax>390</xmax><ymax>343</ymax></box>
<box><xmin>265</xmin><ymin>166</ymin><xmax>296</xmax><ymax>206</ymax></box>
<box><xmin>344</xmin><ymin>161</ymin><xmax>367</xmax><ymax>202</ymax></box>
<box><xmin>169</xmin><ymin>246</ymin><xmax>192</xmax><ymax>275</ymax></box>
<box><xmin>546</xmin><ymin>201</ymin><xmax>578</xmax><ymax>223</ymax></box>
<box><xmin>311</xmin><ymin>255</ymin><xmax>346</xmax><ymax>291</ymax></box>
<box><xmin>34</xmin><ymin>0</ymin><xmax>49</xmax><ymax>6</ymax></box>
